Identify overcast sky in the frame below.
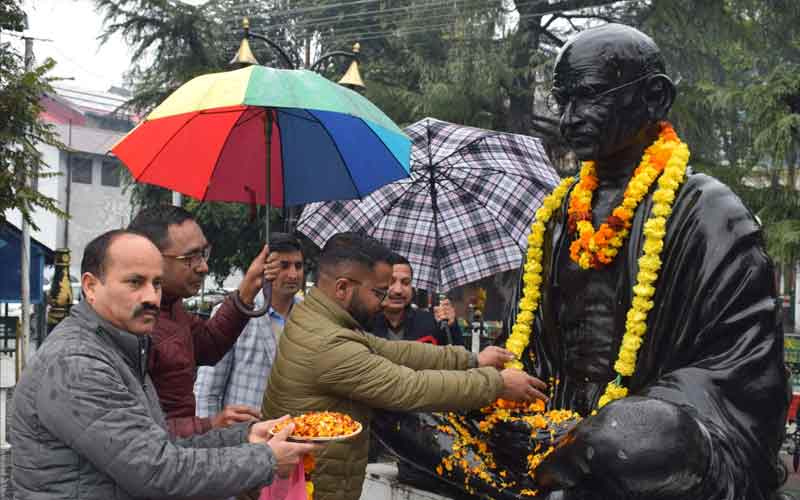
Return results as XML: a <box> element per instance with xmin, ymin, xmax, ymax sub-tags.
<box><xmin>13</xmin><ymin>0</ymin><xmax>204</xmax><ymax>92</ymax></box>
<box><xmin>8</xmin><ymin>0</ymin><xmax>133</xmax><ymax>91</ymax></box>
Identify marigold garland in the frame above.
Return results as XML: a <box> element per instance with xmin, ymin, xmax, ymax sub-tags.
<box><xmin>504</xmin><ymin>121</ymin><xmax>689</xmax><ymax>405</ymax></box>
<box><xmin>598</xmin><ymin>122</ymin><xmax>689</xmax><ymax>407</ymax></box>
<box><xmin>503</xmin><ymin>177</ymin><xmax>575</xmax><ymax>368</ymax></box>
<box><xmin>567</xmin><ymin>122</ymin><xmax>683</xmax><ymax>270</ymax></box>
<box><xmin>433</xmin><ymin>122</ymin><xmax>690</xmax><ymax>494</ymax></box>
<box><xmin>304</xmin><ymin>455</ymin><xmax>315</xmax><ymax>500</ymax></box>
<box><xmin>434</xmin><ymin>401</ymin><xmax>580</xmax><ymax>495</ymax></box>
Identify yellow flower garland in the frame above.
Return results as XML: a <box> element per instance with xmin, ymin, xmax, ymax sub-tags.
<box><xmin>505</xmin><ymin>122</ymin><xmax>690</xmax><ymax>410</ymax></box>
<box><xmin>504</xmin><ymin>177</ymin><xmax>574</xmax><ymax>368</ymax></box>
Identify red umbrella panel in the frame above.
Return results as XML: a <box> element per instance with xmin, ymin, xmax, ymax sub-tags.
<box><xmin>116</xmin><ymin>106</ymin><xmax>286</xmax><ymax>207</ymax></box>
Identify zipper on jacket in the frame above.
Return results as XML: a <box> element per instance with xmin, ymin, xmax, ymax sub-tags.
<box><xmin>138</xmin><ymin>335</ymin><xmax>150</xmax><ymax>388</ymax></box>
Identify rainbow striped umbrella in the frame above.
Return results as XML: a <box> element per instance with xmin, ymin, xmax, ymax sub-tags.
<box><xmin>112</xmin><ymin>65</ymin><xmax>411</xmax><ymax>209</ymax></box>
<box><xmin>112</xmin><ymin>65</ymin><xmax>410</xmax><ymax>315</ymax></box>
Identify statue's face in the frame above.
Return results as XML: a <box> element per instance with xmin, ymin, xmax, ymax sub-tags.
<box><xmin>551</xmin><ymin>43</ymin><xmax>651</xmax><ymax>162</ymax></box>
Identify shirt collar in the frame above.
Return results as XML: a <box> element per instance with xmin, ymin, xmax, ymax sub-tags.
<box><xmin>71</xmin><ymin>300</ymin><xmax>150</xmax><ymax>381</ymax></box>
<box><xmin>262</xmin><ymin>294</ymin><xmax>301</xmax><ymax>322</ymax></box>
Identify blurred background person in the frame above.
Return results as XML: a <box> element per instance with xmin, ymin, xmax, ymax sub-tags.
<box><xmin>372</xmin><ymin>253</ymin><xmax>463</xmax><ymax>345</ymax></box>
<box><xmin>195</xmin><ymin>232</ymin><xmax>304</xmax><ymax>420</ymax></box>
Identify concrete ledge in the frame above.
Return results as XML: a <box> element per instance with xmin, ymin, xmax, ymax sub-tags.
<box><xmin>359</xmin><ymin>463</ymin><xmax>452</xmax><ymax>500</ymax></box>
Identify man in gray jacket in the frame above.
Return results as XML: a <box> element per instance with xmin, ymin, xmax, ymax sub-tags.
<box><xmin>11</xmin><ymin>229</ymin><xmax>319</xmax><ymax>499</ymax></box>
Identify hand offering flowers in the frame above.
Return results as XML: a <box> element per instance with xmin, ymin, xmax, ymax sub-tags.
<box><xmin>272</xmin><ymin>411</ymin><xmax>361</xmax><ymax>439</ymax></box>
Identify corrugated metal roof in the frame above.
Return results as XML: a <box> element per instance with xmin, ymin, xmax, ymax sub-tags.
<box><xmin>51</xmin><ymin>85</ymin><xmax>130</xmax><ymax>117</ymax></box>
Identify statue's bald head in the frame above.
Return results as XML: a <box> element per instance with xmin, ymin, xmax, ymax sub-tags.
<box><xmin>554</xmin><ymin>24</ymin><xmax>665</xmax><ymax>90</ymax></box>
<box><xmin>550</xmin><ymin>24</ymin><xmax>675</xmax><ymax>163</ymax></box>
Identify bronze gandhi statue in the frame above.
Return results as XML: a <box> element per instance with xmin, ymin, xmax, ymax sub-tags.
<box><xmin>373</xmin><ymin>23</ymin><xmax>789</xmax><ymax>500</ymax></box>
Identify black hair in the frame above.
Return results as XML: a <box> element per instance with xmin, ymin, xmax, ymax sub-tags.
<box><xmin>388</xmin><ymin>252</ymin><xmax>413</xmax><ymax>278</ymax></box>
<box><xmin>81</xmin><ymin>229</ymin><xmax>147</xmax><ymax>280</ymax></box>
<box><xmin>388</xmin><ymin>252</ymin><xmax>411</xmax><ymax>268</ymax></box>
<box><xmin>318</xmin><ymin>232</ymin><xmax>392</xmax><ymax>275</ymax></box>
<box><xmin>270</xmin><ymin>232</ymin><xmax>303</xmax><ymax>257</ymax></box>
<box><xmin>128</xmin><ymin>205</ymin><xmax>195</xmax><ymax>251</ymax></box>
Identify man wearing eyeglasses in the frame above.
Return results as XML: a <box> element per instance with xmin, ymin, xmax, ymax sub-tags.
<box><xmin>262</xmin><ymin>232</ymin><xmax>548</xmax><ymax>500</ymax></box>
<box><xmin>129</xmin><ymin>205</ymin><xmax>278</xmax><ymax>437</ymax></box>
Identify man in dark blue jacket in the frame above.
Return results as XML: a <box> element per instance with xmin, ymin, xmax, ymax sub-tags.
<box><xmin>371</xmin><ymin>253</ymin><xmax>463</xmax><ymax>346</ymax></box>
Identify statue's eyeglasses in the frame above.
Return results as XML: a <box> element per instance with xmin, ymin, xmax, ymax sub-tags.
<box><xmin>546</xmin><ymin>73</ymin><xmax>665</xmax><ymax>115</ymax></box>
<box><xmin>162</xmin><ymin>245</ymin><xmax>212</xmax><ymax>267</ymax></box>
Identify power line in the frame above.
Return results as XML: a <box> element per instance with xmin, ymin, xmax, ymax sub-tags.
<box><xmin>311</xmin><ymin>11</ymin><xmax>567</xmax><ymax>46</ymax></box>
<box><xmin>230</xmin><ymin>0</ymin><xmax>604</xmax><ymax>46</ymax></box>
<box><xmin>228</xmin><ymin>0</ymin><xmax>536</xmax><ymax>33</ymax></box>
<box><xmin>53</xmin><ymin>86</ymin><xmax>129</xmax><ymax>103</ymax></box>
<box><xmin>223</xmin><ymin>0</ymin><xmax>573</xmax><ymax>30</ymax></box>
<box><xmin>237</xmin><ymin>0</ymin><xmax>468</xmax><ymax>29</ymax></box>
<box><xmin>224</xmin><ymin>0</ymin><xmax>385</xmax><ymax>18</ymax></box>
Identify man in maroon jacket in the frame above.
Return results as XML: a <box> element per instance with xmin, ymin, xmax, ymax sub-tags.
<box><xmin>129</xmin><ymin>205</ymin><xmax>274</xmax><ymax>437</ymax></box>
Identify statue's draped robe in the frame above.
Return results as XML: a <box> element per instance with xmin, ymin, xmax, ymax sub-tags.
<box><xmin>373</xmin><ymin>172</ymin><xmax>789</xmax><ymax>500</ymax></box>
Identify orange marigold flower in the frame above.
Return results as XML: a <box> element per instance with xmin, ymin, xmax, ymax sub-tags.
<box><xmin>272</xmin><ymin>411</ymin><xmax>360</xmax><ymax>438</ymax></box>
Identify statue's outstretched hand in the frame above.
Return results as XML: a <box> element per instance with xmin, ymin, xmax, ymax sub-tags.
<box><xmin>535</xmin><ymin>396</ymin><xmax>709</xmax><ymax>499</ymax></box>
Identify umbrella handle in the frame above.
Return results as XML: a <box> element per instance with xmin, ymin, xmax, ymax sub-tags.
<box><xmin>232</xmin><ymin>281</ymin><xmax>272</xmax><ymax>317</ymax></box>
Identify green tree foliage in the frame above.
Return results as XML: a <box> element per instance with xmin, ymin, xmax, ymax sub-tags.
<box><xmin>0</xmin><ymin>0</ymin><xmax>66</xmax><ymax>230</ymax></box>
<box><xmin>644</xmin><ymin>0</ymin><xmax>800</xmax><ymax>269</ymax></box>
<box><xmin>95</xmin><ymin>0</ymin><xmax>228</xmax><ymax>113</ymax></box>
<box><xmin>99</xmin><ymin>0</ymin><xmax>800</xmax><ymax>292</ymax></box>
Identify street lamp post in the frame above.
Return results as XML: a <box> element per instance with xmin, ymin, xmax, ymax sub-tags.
<box><xmin>230</xmin><ymin>17</ymin><xmax>366</xmax><ymax>231</ymax></box>
<box><xmin>230</xmin><ymin>18</ymin><xmax>365</xmax><ymax>90</ymax></box>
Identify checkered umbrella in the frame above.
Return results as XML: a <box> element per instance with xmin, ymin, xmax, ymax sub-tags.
<box><xmin>297</xmin><ymin>117</ymin><xmax>561</xmax><ymax>292</ymax></box>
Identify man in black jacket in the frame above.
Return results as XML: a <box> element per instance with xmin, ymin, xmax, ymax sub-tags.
<box><xmin>372</xmin><ymin>253</ymin><xmax>463</xmax><ymax>346</ymax></box>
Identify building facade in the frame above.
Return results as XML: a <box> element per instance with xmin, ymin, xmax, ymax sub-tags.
<box><xmin>6</xmin><ymin>85</ymin><xmax>136</xmax><ymax>282</ymax></box>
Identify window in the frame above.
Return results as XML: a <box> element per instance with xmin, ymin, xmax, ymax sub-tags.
<box><xmin>101</xmin><ymin>159</ymin><xmax>121</xmax><ymax>187</ymax></box>
<box><xmin>70</xmin><ymin>156</ymin><xmax>93</xmax><ymax>184</ymax></box>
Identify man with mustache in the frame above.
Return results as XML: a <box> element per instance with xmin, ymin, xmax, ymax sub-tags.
<box><xmin>129</xmin><ymin>206</ymin><xmax>278</xmax><ymax>437</ymax></box>
<box><xmin>195</xmin><ymin>232</ymin><xmax>305</xmax><ymax>420</ymax></box>
<box><xmin>11</xmin><ymin>229</ymin><xmax>320</xmax><ymax>499</ymax></box>
<box><xmin>373</xmin><ymin>252</ymin><xmax>463</xmax><ymax>346</ymax></box>
<box><xmin>262</xmin><ymin>232</ymin><xmax>548</xmax><ymax>500</ymax></box>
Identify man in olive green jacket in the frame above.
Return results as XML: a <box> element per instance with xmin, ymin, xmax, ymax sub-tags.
<box><xmin>263</xmin><ymin>233</ymin><xmax>547</xmax><ymax>500</ymax></box>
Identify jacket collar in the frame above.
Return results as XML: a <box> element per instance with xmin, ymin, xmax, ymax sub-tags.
<box><xmin>387</xmin><ymin>304</ymin><xmax>414</xmax><ymax>329</ymax></box>
<box><xmin>305</xmin><ymin>287</ymin><xmax>361</xmax><ymax>330</ymax></box>
<box><xmin>160</xmin><ymin>291</ymin><xmax>181</xmax><ymax>312</ymax></box>
<box><xmin>71</xmin><ymin>300</ymin><xmax>151</xmax><ymax>382</ymax></box>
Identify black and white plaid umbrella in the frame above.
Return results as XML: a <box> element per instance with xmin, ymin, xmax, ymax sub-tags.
<box><xmin>297</xmin><ymin>117</ymin><xmax>560</xmax><ymax>292</ymax></box>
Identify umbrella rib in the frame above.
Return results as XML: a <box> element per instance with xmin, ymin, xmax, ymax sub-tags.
<box><xmin>436</xmin><ymin>168</ymin><xmax>528</xmax><ymax>254</ymax></box>
<box><xmin>437</xmin><ymin>156</ymin><xmax>559</xmax><ymax>189</ymax></box>
<box><xmin>306</xmin><ymin>109</ymin><xmax>409</xmax><ymax>199</ymax></box>
<box><xmin>232</xmin><ymin>106</ymin><xmax>271</xmax><ymax>128</ymax></box>
<box><xmin>436</xmin><ymin>163</ymin><xmax>548</xmax><ymax>183</ymax></box>
<box><xmin>202</xmin><ymin>107</ymin><xmax>266</xmax><ymax>202</ymax></box>
<box><xmin>278</xmin><ymin>111</ymin><xmax>287</xmax><ymax>210</ymax></box>
<box><xmin>349</xmin><ymin>180</ymin><xmax>423</xmax><ymax>236</ymax></box>
<box><xmin>278</xmin><ymin>107</ymin><xmax>320</xmax><ymax>123</ymax></box>
<box><xmin>303</xmin><ymin>110</ymin><xmax>360</xmax><ymax>198</ymax></box>
<box><xmin>134</xmin><ymin>110</ymin><xmax>215</xmax><ymax>187</ymax></box>
<box><xmin>426</xmin><ymin>132</ymin><xmax>501</xmax><ymax>167</ymax></box>
<box><xmin>439</xmin><ymin>145</ymin><xmax>550</xmax><ymax>180</ymax></box>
